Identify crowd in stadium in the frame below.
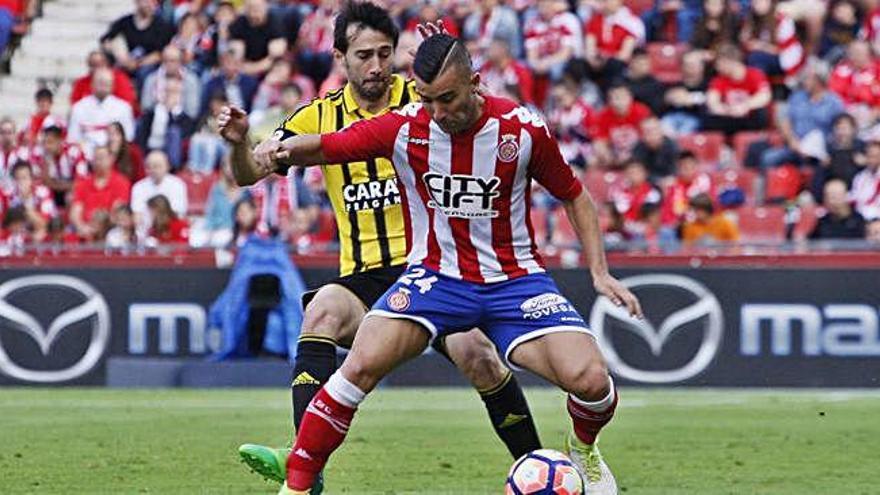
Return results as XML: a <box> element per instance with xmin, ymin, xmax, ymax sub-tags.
<box><xmin>1</xmin><ymin>0</ymin><xmax>880</xmax><ymax>254</ymax></box>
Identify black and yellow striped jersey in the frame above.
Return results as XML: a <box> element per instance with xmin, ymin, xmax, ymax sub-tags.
<box><xmin>274</xmin><ymin>75</ymin><xmax>418</xmax><ymax>277</ymax></box>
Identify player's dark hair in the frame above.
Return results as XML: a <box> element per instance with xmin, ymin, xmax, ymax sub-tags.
<box><xmin>334</xmin><ymin>1</ymin><xmax>399</xmax><ymax>53</ymax></box>
<box><xmin>413</xmin><ymin>34</ymin><xmax>471</xmax><ymax>83</ymax></box>
<box><xmin>865</xmin><ymin>140</ymin><xmax>880</xmax><ymax>152</ymax></box>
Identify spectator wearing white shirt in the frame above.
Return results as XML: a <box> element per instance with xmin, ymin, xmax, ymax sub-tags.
<box><xmin>67</xmin><ymin>68</ymin><xmax>135</xmax><ymax>156</ymax></box>
<box><xmin>850</xmin><ymin>141</ymin><xmax>880</xmax><ymax>221</ymax></box>
<box><xmin>130</xmin><ymin>150</ymin><xmax>188</xmax><ymax>236</ymax></box>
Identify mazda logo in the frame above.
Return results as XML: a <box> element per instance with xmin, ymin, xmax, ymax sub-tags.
<box><xmin>590</xmin><ymin>274</ymin><xmax>723</xmax><ymax>383</ymax></box>
<box><xmin>0</xmin><ymin>275</ymin><xmax>110</xmax><ymax>383</ymax></box>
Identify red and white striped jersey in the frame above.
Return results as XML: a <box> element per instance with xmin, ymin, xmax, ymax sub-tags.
<box><xmin>321</xmin><ymin>95</ymin><xmax>583</xmax><ymax>283</ymax></box>
<box><xmin>524</xmin><ymin>12</ymin><xmax>583</xmax><ymax>58</ymax></box>
<box><xmin>26</xmin><ymin>142</ymin><xmax>89</xmax><ymax>181</ymax></box>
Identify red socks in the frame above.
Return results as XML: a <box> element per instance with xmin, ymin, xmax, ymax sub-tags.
<box><xmin>286</xmin><ymin>387</ymin><xmax>357</xmax><ymax>490</ymax></box>
<box><xmin>567</xmin><ymin>383</ymin><xmax>618</xmax><ymax>445</ymax></box>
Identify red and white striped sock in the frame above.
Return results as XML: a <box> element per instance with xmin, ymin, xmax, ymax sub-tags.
<box><xmin>286</xmin><ymin>372</ymin><xmax>365</xmax><ymax>490</ymax></box>
<box><xmin>567</xmin><ymin>377</ymin><xmax>618</xmax><ymax>445</ymax></box>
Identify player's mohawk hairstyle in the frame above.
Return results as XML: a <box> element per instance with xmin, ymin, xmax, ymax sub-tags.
<box><xmin>413</xmin><ymin>34</ymin><xmax>471</xmax><ymax>83</ymax></box>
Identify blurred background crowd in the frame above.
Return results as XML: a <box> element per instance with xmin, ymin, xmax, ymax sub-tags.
<box><xmin>1</xmin><ymin>0</ymin><xmax>879</xmax><ymax>256</ymax></box>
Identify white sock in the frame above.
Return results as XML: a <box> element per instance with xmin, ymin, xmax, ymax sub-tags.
<box><xmin>570</xmin><ymin>376</ymin><xmax>615</xmax><ymax>413</ymax></box>
<box><xmin>324</xmin><ymin>371</ymin><xmax>366</xmax><ymax>409</ymax></box>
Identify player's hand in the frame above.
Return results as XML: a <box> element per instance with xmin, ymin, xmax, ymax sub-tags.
<box><xmin>593</xmin><ymin>273</ymin><xmax>643</xmax><ymax>319</ymax></box>
<box><xmin>218</xmin><ymin>105</ymin><xmax>249</xmax><ymax>144</ymax></box>
<box><xmin>409</xmin><ymin>20</ymin><xmax>450</xmax><ymax>58</ymax></box>
<box><xmin>253</xmin><ymin>138</ymin><xmax>283</xmax><ymax>176</ymax></box>
<box><xmin>416</xmin><ymin>20</ymin><xmax>448</xmax><ymax>40</ymax></box>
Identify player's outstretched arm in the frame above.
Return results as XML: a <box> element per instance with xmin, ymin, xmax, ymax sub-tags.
<box><xmin>218</xmin><ymin>105</ymin><xmax>276</xmax><ymax>186</ymax></box>
<box><xmin>562</xmin><ymin>190</ymin><xmax>644</xmax><ymax>319</ymax></box>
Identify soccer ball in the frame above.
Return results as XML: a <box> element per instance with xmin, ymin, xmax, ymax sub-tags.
<box><xmin>505</xmin><ymin>449</ymin><xmax>585</xmax><ymax>495</ymax></box>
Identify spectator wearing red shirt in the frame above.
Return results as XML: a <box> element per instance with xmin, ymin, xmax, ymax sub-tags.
<box><xmin>703</xmin><ymin>44</ymin><xmax>772</xmax><ymax>134</ymax></box>
<box><xmin>590</xmin><ymin>83</ymin><xmax>653</xmax><ymax>167</ymax></box>
<box><xmin>525</xmin><ymin>0</ymin><xmax>582</xmax><ymax>102</ymax></box>
<box><xmin>69</xmin><ymin>146</ymin><xmax>132</xmax><ymax>241</ymax></box>
<box><xmin>661</xmin><ymin>151</ymin><xmax>715</xmax><ymax>225</ymax></box>
<box><xmin>146</xmin><ymin>194</ymin><xmax>189</xmax><ymax>245</ymax></box>
<box><xmin>479</xmin><ymin>38</ymin><xmax>535</xmax><ymax>106</ymax></box>
<box><xmin>6</xmin><ymin>162</ymin><xmax>55</xmax><ymax>242</ymax></box>
<box><xmin>828</xmin><ymin>41</ymin><xmax>880</xmax><ymax>129</ymax></box>
<box><xmin>27</xmin><ymin>126</ymin><xmax>88</xmax><ymax>205</ymax></box>
<box><xmin>0</xmin><ymin>0</ymin><xmax>35</xmax><ymax>57</ymax></box>
<box><xmin>609</xmin><ymin>159</ymin><xmax>662</xmax><ymax>223</ymax></box>
<box><xmin>548</xmin><ymin>80</ymin><xmax>595</xmax><ymax>167</ymax></box>
<box><xmin>70</xmin><ymin>51</ymin><xmax>139</xmax><ymax>114</ymax></box>
<box><xmin>22</xmin><ymin>89</ymin><xmax>65</xmax><ymax>147</ymax></box>
<box><xmin>584</xmin><ymin>0</ymin><xmax>645</xmax><ymax>88</ymax></box>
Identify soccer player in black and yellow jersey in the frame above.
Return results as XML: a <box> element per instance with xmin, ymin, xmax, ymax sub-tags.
<box><xmin>221</xmin><ymin>3</ymin><xmax>541</xmax><ymax>491</ymax></box>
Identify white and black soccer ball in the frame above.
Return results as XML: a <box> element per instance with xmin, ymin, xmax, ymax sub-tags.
<box><xmin>505</xmin><ymin>449</ymin><xmax>585</xmax><ymax>495</ymax></box>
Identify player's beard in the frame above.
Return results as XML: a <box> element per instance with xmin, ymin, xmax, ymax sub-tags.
<box><xmin>352</xmin><ymin>75</ymin><xmax>390</xmax><ymax>102</ymax></box>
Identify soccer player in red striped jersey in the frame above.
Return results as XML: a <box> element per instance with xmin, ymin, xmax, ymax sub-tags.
<box><xmin>221</xmin><ymin>34</ymin><xmax>642</xmax><ymax>495</ymax></box>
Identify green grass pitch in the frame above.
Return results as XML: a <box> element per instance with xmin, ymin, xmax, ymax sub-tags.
<box><xmin>1</xmin><ymin>388</ymin><xmax>878</xmax><ymax>494</ymax></box>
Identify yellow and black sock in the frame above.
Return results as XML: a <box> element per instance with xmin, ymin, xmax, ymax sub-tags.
<box><xmin>291</xmin><ymin>335</ymin><xmax>338</xmax><ymax>432</ymax></box>
<box><xmin>479</xmin><ymin>372</ymin><xmax>542</xmax><ymax>459</ymax></box>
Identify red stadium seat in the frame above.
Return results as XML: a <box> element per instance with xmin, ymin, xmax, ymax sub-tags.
<box><xmin>711</xmin><ymin>168</ymin><xmax>759</xmax><ymax>205</ymax></box>
<box><xmin>735</xmin><ymin>206</ymin><xmax>786</xmax><ymax>242</ymax></box>
<box><xmin>792</xmin><ymin>204</ymin><xmax>819</xmax><ymax>240</ymax></box>
<box><xmin>764</xmin><ymin>164</ymin><xmax>803</xmax><ymax>203</ymax></box>
<box><xmin>178</xmin><ymin>169</ymin><xmax>218</xmax><ymax>216</ymax></box>
<box><xmin>677</xmin><ymin>132</ymin><xmax>725</xmax><ymax>167</ymax></box>
<box><xmin>647</xmin><ymin>43</ymin><xmax>687</xmax><ymax>83</ymax></box>
<box><xmin>732</xmin><ymin>130</ymin><xmax>782</xmax><ymax>166</ymax></box>
<box><xmin>551</xmin><ymin>207</ymin><xmax>578</xmax><ymax>247</ymax></box>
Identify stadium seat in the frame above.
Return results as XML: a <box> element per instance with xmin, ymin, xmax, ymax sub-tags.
<box><xmin>764</xmin><ymin>164</ymin><xmax>803</xmax><ymax>204</ymax></box>
<box><xmin>792</xmin><ymin>204</ymin><xmax>819</xmax><ymax>240</ymax></box>
<box><xmin>677</xmin><ymin>132</ymin><xmax>725</xmax><ymax>167</ymax></box>
<box><xmin>732</xmin><ymin>130</ymin><xmax>782</xmax><ymax>166</ymax></box>
<box><xmin>550</xmin><ymin>207</ymin><xmax>578</xmax><ymax>247</ymax></box>
<box><xmin>711</xmin><ymin>168</ymin><xmax>759</xmax><ymax>205</ymax></box>
<box><xmin>647</xmin><ymin>43</ymin><xmax>687</xmax><ymax>83</ymax></box>
<box><xmin>179</xmin><ymin>169</ymin><xmax>218</xmax><ymax>216</ymax></box>
<box><xmin>735</xmin><ymin>206</ymin><xmax>786</xmax><ymax>242</ymax></box>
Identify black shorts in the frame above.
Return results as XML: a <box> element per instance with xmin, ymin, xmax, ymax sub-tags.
<box><xmin>301</xmin><ymin>264</ymin><xmax>406</xmax><ymax>311</ymax></box>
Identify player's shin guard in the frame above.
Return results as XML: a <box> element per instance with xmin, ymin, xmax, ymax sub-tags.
<box><xmin>479</xmin><ymin>371</ymin><xmax>542</xmax><ymax>458</ymax></box>
<box><xmin>291</xmin><ymin>336</ymin><xmax>338</xmax><ymax>431</ymax></box>
<box><xmin>286</xmin><ymin>372</ymin><xmax>364</xmax><ymax>491</ymax></box>
<box><xmin>567</xmin><ymin>377</ymin><xmax>618</xmax><ymax>445</ymax></box>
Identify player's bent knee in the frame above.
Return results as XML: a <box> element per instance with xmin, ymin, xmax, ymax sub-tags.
<box><xmin>560</xmin><ymin>361</ymin><xmax>610</xmax><ymax>401</ymax></box>
<box><xmin>301</xmin><ymin>304</ymin><xmax>345</xmax><ymax>337</ymax></box>
<box><xmin>461</xmin><ymin>351</ymin><xmax>508</xmax><ymax>391</ymax></box>
<box><xmin>338</xmin><ymin>354</ymin><xmax>384</xmax><ymax>392</ymax></box>
<box><xmin>446</xmin><ymin>332</ymin><xmax>509</xmax><ymax>390</ymax></box>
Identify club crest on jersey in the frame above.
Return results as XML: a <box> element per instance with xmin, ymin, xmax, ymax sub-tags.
<box><xmin>387</xmin><ymin>288</ymin><xmax>411</xmax><ymax>312</ymax></box>
<box><xmin>497</xmin><ymin>134</ymin><xmax>520</xmax><ymax>163</ymax></box>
